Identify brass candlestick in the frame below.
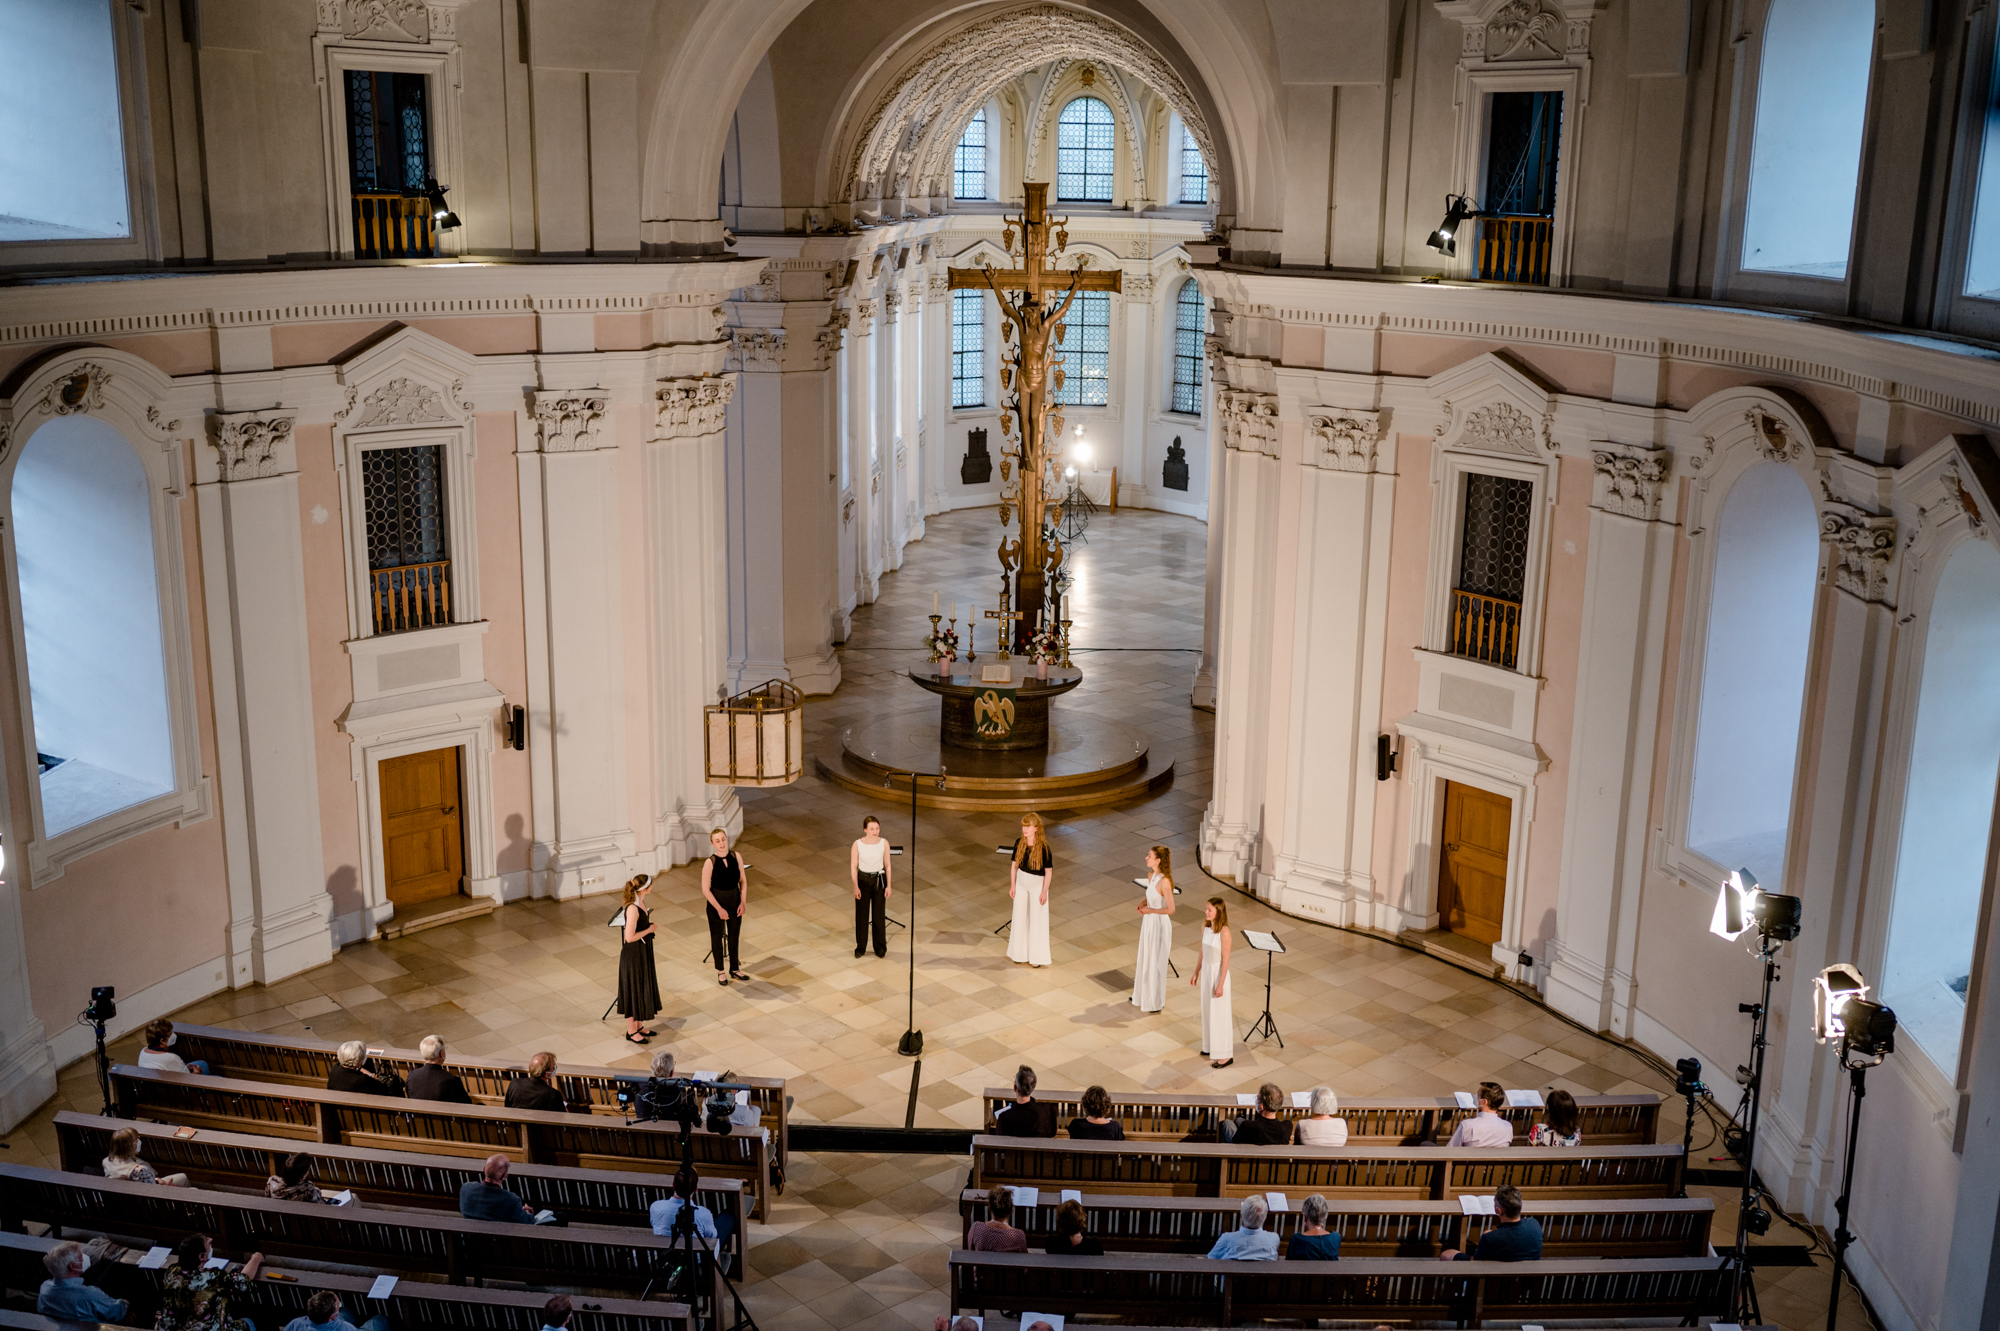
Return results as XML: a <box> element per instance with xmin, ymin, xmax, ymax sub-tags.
<box><xmin>1059</xmin><ymin>616</ymin><xmax>1074</xmax><ymax>667</ymax></box>
<box><xmin>927</xmin><ymin>612</ymin><xmax>942</xmax><ymax>659</ymax></box>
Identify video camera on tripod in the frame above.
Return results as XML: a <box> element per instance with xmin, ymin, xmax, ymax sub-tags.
<box><xmin>617</xmin><ymin>1075</ymin><xmax>751</xmax><ymax>1136</ymax></box>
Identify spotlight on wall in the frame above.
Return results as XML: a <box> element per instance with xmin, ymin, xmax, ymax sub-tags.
<box><xmin>1709</xmin><ymin>868</ymin><xmax>1802</xmax><ymax>943</ymax></box>
<box><xmin>502</xmin><ymin>704</ymin><xmax>526</xmax><ymax>752</ymax></box>
<box><xmin>1375</xmin><ymin>733</ymin><xmax>1400</xmax><ymax>782</ymax></box>
<box><xmin>424</xmin><ymin>178</ymin><xmax>462</xmax><ymax>231</ymax></box>
<box><xmin>1425</xmin><ymin>194</ymin><xmax>1476</xmax><ymax>257</ymax></box>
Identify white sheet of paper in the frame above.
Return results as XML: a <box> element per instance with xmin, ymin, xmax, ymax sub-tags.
<box><xmin>1059</xmin><ymin>1189</ymin><xmax>1082</xmax><ymax>1204</ymax></box>
<box><xmin>367</xmin><ymin>1275</ymin><xmax>398</xmax><ymax>1300</ymax></box>
<box><xmin>1241</xmin><ymin>929</ymin><xmax>1284</xmax><ymax>952</ymax></box>
<box><xmin>1453</xmin><ymin>1090</ymin><xmax>1477</xmax><ymax>1109</ymax></box>
<box><xmin>1457</xmin><ymin>1194</ymin><xmax>1496</xmax><ymax>1216</ymax></box>
<box><xmin>1265</xmin><ymin>1192</ymin><xmax>1288</xmax><ymax>1212</ymax></box>
<box><xmin>138</xmin><ymin>1247</ymin><xmax>171</xmax><ymax>1270</ymax></box>
<box><xmin>690</xmin><ymin>1070</ymin><xmax>718</xmax><ymax>1082</ymax></box>
<box><xmin>328</xmin><ymin>1189</ymin><xmax>355</xmax><ymax>1205</ymax></box>
<box><xmin>1235</xmin><ymin>1093</ymin><xmax>1257</xmax><ymax>1106</ymax></box>
<box><xmin>1011</xmin><ymin>1186</ymin><xmax>1040</xmax><ymax>1209</ymax></box>
<box><xmin>1291</xmin><ymin>1091</ymin><xmax>1311</xmax><ymax>1109</ymax></box>
<box><xmin>1506</xmin><ymin>1089</ymin><xmax>1545</xmax><ymax>1108</ymax></box>
<box><xmin>203</xmin><ymin>1257</ymin><xmax>229</xmax><ymax>1271</ymax></box>
<box><xmin>735</xmin><ymin>1090</ymin><xmax>750</xmax><ymax>1105</ymax></box>
<box><xmin>1017</xmin><ymin>1316</ymin><xmax>1064</xmax><ymax>1331</ymax></box>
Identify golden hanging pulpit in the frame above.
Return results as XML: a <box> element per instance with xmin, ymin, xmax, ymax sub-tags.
<box><xmin>704</xmin><ymin>680</ymin><xmax>804</xmax><ymax>786</ymax></box>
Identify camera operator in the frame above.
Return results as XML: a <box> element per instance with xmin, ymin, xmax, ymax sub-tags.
<box><xmin>649</xmin><ymin>1165</ymin><xmax>736</xmax><ymax>1272</ymax></box>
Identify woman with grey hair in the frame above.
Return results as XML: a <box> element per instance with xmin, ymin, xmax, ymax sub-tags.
<box><xmin>1293</xmin><ymin>1085</ymin><xmax>1349</xmax><ymax>1146</ymax></box>
<box><xmin>1285</xmin><ymin>1193</ymin><xmax>1341</xmax><ymax>1259</ymax></box>
<box><xmin>1206</xmin><ymin>1194</ymin><xmax>1278</xmax><ymax>1259</ymax></box>
<box><xmin>326</xmin><ymin>1041</ymin><xmax>404</xmax><ymax>1097</ymax></box>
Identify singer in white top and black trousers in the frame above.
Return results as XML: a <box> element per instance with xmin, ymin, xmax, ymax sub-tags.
<box><xmin>849</xmin><ymin>815</ymin><xmax>893</xmax><ymax>958</ymax></box>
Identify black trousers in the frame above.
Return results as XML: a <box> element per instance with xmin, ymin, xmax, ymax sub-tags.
<box><xmin>855</xmin><ymin>871</ymin><xmax>888</xmax><ymax>956</ymax></box>
<box><xmin>706</xmin><ymin>902</ymin><xmax>742</xmax><ymax>973</ymax></box>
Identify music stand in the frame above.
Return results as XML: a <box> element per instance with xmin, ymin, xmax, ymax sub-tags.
<box><xmin>1241</xmin><ymin>929</ymin><xmax>1285</xmax><ymax>1047</ymax></box>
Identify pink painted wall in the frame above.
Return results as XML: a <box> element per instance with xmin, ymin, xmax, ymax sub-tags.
<box><xmin>1521</xmin><ymin>462</ymin><xmax>1592</xmax><ymax>956</ymax></box>
<box><xmin>14</xmin><ymin>440</ymin><xmax>230</xmax><ymax>1043</ymax></box>
<box><xmin>1379</xmin><ymin>335</ymin><xmax>1616</xmax><ymax>399</ymax></box>
<box><xmin>1372</xmin><ymin>436</ymin><xmax>1433</xmax><ymax>916</ymax></box>
<box><xmin>594</xmin><ymin>313</ymin><xmax>650</xmax><ymax>352</ymax></box>
<box><xmin>295</xmin><ymin>424</ymin><xmax>363</xmax><ymax>920</ymax></box>
<box><xmin>472</xmin><ymin>413</ymin><xmax>534</xmax><ymax>875</ymax></box>
<box><xmin>98</xmin><ymin>333</ymin><xmax>215</xmax><ymax>377</ymax></box>
<box><xmin>1279</xmin><ymin>324</ymin><xmax>1325</xmax><ymax>369</ymax></box>
<box><xmin>274</xmin><ymin>321</ymin><xmax>397</xmax><ymax>369</ymax></box>
<box><xmin>407</xmin><ymin>317</ymin><xmax>538</xmax><ymax>356</ymax></box>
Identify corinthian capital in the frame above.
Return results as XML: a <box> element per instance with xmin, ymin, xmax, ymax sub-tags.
<box><xmin>532</xmin><ymin>390</ymin><xmax>610</xmax><ymax>453</ymax></box>
<box><xmin>654</xmin><ymin>376</ymin><xmax>735</xmax><ymax>439</ymax></box>
<box><xmin>208</xmin><ymin>409</ymin><xmax>298</xmax><ymax>482</ymax></box>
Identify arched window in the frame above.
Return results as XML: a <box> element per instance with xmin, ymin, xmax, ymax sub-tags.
<box><xmin>1964</xmin><ymin>27</ymin><xmax>2000</xmax><ymax>298</ymax></box>
<box><xmin>1181</xmin><ymin>138</ymin><xmax>1208</xmax><ymax>205</ymax></box>
<box><xmin>952</xmin><ymin>289</ymin><xmax>985</xmax><ymax>407</ymax></box>
<box><xmin>1171</xmin><ymin>280</ymin><xmax>1205</xmax><ymax>414</ymax></box>
<box><xmin>1056</xmin><ymin>97</ymin><xmax>1115</xmax><ymax>202</ymax></box>
<box><xmin>954</xmin><ymin>110</ymin><xmax>987</xmax><ymax>200</ymax></box>
<box><xmin>13</xmin><ymin>416</ymin><xmax>173</xmax><ymax>835</ymax></box>
<box><xmin>0</xmin><ymin>0</ymin><xmax>130</xmax><ymax>240</ymax></box>
<box><xmin>1740</xmin><ymin>0</ymin><xmax>1874</xmax><ymax>278</ymax></box>
<box><xmin>1882</xmin><ymin>540</ymin><xmax>2000</xmax><ymax>1079</ymax></box>
<box><xmin>1685</xmin><ymin>462</ymin><xmax>1820</xmax><ymax>889</ymax></box>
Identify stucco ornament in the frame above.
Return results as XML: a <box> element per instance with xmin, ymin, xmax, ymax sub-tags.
<box><xmin>1217</xmin><ymin>391</ymin><xmax>1279</xmax><ymax>457</ymax></box>
<box><xmin>340</xmin><ymin>0</ymin><xmax>428</xmax><ymax>41</ymax></box>
<box><xmin>1590</xmin><ymin>443</ymin><xmax>1670</xmax><ymax>520</ymax></box>
<box><xmin>34</xmin><ymin>363</ymin><xmax>110</xmax><ymax>419</ymax></box>
<box><xmin>1745</xmin><ymin>406</ymin><xmax>1807</xmax><ymax>463</ymax></box>
<box><xmin>654</xmin><ymin>377</ymin><xmax>734</xmax><ymax>440</ymax></box>
<box><xmin>1451</xmin><ymin>400</ymin><xmax>1544</xmax><ymax>456</ymax></box>
<box><xmin>1486</xmin><ymin>0</ymin><xmax>1564</xmax><ymax>59</ymax></box>
<box><xmin>1820</xmin><ymin>501</ymin><xmax>1897</xmax><ymax>603</ymax></box>
<box><xmin>209</xmin><ymin>412</ymin><xmax>298</xmax><ymax>482</ymax></box>
<box><xmin>1307</xmin><ymin>411</ymin><xmax>1385</xmax><ymax>473</ymax></box>
<box><xmin>531</xmin><ymin>391</ymin><xmax>609</xmax><ymax>453</ymax></box>
<box><xmin>355</xmin><ymin>378</ymin><xmax>452</xmax><ymax>428</ymax></box>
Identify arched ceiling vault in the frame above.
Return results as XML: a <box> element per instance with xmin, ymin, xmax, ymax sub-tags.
<box><xmin>838</xmin><ymin>4</ymin><xmax>1220</xmax><ymax>208</ymax></box>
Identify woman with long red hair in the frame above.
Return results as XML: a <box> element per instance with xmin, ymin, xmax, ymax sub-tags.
<box><xmin>1006</xmin><ymin>812</ymin><xmax>1054</xmax><ymax>967</ymax></box>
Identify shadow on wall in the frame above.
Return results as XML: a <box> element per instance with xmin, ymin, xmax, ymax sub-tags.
<box><xmin>1530</xmin><ymin>906</ymin><xmax>1556</xmax><ymax>976</ymax></box>
<box><xmin>500</xmin><ymin>813</ymin><xmax>532</xmax><ymax>875</ymax></box>
<box><xmin>327</xmin><ymin>864</ymin><xmax>361</xmax><ymax>921</ymax></box>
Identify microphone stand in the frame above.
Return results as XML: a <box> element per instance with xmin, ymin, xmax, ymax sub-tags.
<box><xmin>882</xmin><ymin>767</ymin><xmax>945</xmax><ymax>1056</ymax></box>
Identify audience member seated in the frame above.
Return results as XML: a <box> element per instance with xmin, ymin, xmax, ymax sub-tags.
<box><xmin>648</xmin><ymin>1164</ymin><xmax>738</xmax><ymax>1269</ymax></box>
<box><xmin>994</xmin><ymin>1065</ymin><xmax>1057</xmax><ymax>1138</ymax></box>
<box><xmin>406</xmin><ymin>1035</ymin><xmax>473</xmax><ymax>1104</ymax></box>
<box><xmin>281</xmin><ymin>1288</ymin><xmax>388</xmax><ymax>1331</ymax></box>
<box><xmin>1205</xmin><ymin>1195</ymin><xmax>1279</xmax><ymax>1260</ymax></box>
<box><xmin>138</xmin><ymin>1019</ymin><xmax>209</xmax><ymax>1075</ymax></box>
<box><xmin>1444</xmin><ymin>1082</ymin><xmax>1513</xmax><ymax>1147</ymax></box>
<box><xmin>932</xmin><ymin>1319</ymin><xmax>981</xmax><ymax>1331</ymax></box>
<box><xmin>103</xmin><ymin>1125</ymin><xmax>190</xmax><ymax>1186</ymax></box>
<box><xmin>459</xmin><ymin>1154</ymin><xmax>537</xmax><ymax>1224</ymax></box>
<box><xmin>1441</xmin><ymin>1185</ymin><xmax>1543</xmax><ymax>1261</ymax></box>
<box><xmin>328</xmin><ymin>1042</ymin><xmax>405</xmax><ymax>1097</ymax></box>
<box><xmin>646</xmin><ymin>1052</ymin><xmax>762</xmax><ymax>1130</ymax></box>
<box><xmin>1220</xmin><ymin>1083</ymin><xmax>1292</xmax><ymax>1144</ymax></box>
<box><xmin>1293</xmin><ymin>1085</ymin><xmax>1349</xmax><ymax>1147</ymax></box>
<box><xmin>539</xmin><ymin>1295</ymin><xmax>573</xmax><ymax>1331</ymax></box>
<box><xmin>1285</xmin><ymin>1193</ymin><xmax>1342</xmax><ymax>1259</ymax></box>
<box><xmin>1528</xmin><ymin>1088</ymin><xmax>1582</xmax><ymax>1147</ymax></box>
<box><xmin>505</xmin><ymin>1051</ymin><xmax>567</xmax><ymax>1113</ymax></box>
<box><xmin>37</xmin><ymin>1240</ymin><xmax>129</xmax><ymax>1327</ymax></box>
<box><xmin>966</xmin><ymin>1186</ymin><xmax>1029</xmax><ymax>1252</ymax></box>
<box><xmin>266</xmin><ymin>1151</ymin><xmax>354</xmax><ymax>1206</ymax></box>
<box><xmin>1066</xmin><ymin>1084</ymin><xmax>1125</xmax><ymax>1140</ymax></box>
<box><xmin>161</xmin><ymin>1233</ymin><xmax>264</xmax><ymax>1331</ymax></box>
<box><xmin>1045</xmin><ymin>1198</ymin><xmax>1104</xmax><ymax>1256</ymax></box>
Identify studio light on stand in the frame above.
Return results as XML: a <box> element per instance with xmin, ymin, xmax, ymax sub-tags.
<box><xmin>1707</xmin><ymin>867</ymin><xmax>1802</xmax><ymax>1325</ymax></box>
<box><xmin>1813</xmin><ymin>963</ymin><xmax>1896</xmax><ymax>1331</ymax></box>
<box><xmin>1425</xmin><ymin>194</ymin><xmax>1478</xmax><ymax>258</ymax></box>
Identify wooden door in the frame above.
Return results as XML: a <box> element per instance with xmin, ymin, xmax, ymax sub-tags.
<box><xmin>382</xmin><ymin>747</ymin><xmax>464</xmax><ymax>906</ymax></box>
<box><xmin>1439</xmin><ymin>780</ymin><xmax>1511</xmax><ymax>944</ymax></box>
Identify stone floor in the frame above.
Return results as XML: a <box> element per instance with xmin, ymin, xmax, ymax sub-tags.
<box><xmin>0</xmin><ymin>508</ymin><xmax>1871</xmax><ymax>1329</ymax></box>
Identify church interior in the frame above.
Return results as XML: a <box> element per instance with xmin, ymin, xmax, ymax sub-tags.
<box><xmin>2</xmin><ymin>1</ymin><xmax>1999</xmax><ymax>1328</ymax></box>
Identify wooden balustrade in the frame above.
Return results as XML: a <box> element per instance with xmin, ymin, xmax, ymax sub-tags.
<box><xmin>352</xmin><ymin>191</ymin><xmax>436</xmax><ymax>259</ymax></box>
<box><xmin>1477</xmin><ymin>214</ymin><xmax>1553</xmax><ymax>285</ymax></box>
<box><xmin>370</xmin><ymin>558</ymin><xmax>450</xmax><ymax>634</ymax></box>
<box><xmin>1449</xmin><ymin>587</ymin><xmax>1522</xmax><ymax>668</ymax></box>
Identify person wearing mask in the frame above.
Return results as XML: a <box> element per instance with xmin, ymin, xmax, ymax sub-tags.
<box><xmin>1066</xmin><ymin>1084</ymin><xmax>1125</xmax><ymax>1140</ymax></box>
<box><xmin>993</xmin><ymin>1065</ymin><xmax>1057</xmax><ymax>1138</ymax></box>
<box><xmin>406</xmin><ymin>1036</ymin><xmax>472</xmax><ymax>1104</ymax></box>
<box><xmin>138</xmin><ymin>1019</ymin><xmax>209</xmax><ymax>1075</ymax></box>
<box><xmin>37</xmin><ymin>1241</ymin><xmax>129</xmax><ymax>1326</ymax></box>
<box><xmin>103</xmin><ymin>1125</ymin><xmax>189</xmax><ymax>1186</ymax></box>
<box><xmin>1285</xmin><ymin>1194</ymin><xmax>1341</xmax><ymax>1260</ymax></box>
<box><xmin>1441</xmin><ymin>1184</ymin><xmax>1543</xmax><ymax>1261</ymax></box>
<box><xmin>157</xmin><ymin>1233</ymin><xmax>264</xmax><ymax>1331</ymax></box>
<box><xmin>966</xmin><ymin>1187</ymin><xmax>1028</xmax><ymax>1252</ymax></box>
<box><xmin>1205</xmin><ymin>1195</ymin><xmax>1278</xmax><ymax>1260</ymax></box>
<box><xmin>327</xmin><ymin>1043</ymin><xmax>404</xmax><ymax>1097</ymax></box>
<box><xmin>505</xmin><ymin>1052</ymin><xmax>567</xmax><ymax>1113</ymax></box>
<box><xmin>1444</xmin><ymin>1083</ymin><xmax>1514</xmax><ymax>1147</ymax></box>
<box><xmin>281</xmin><ymin>1289</ymin><xmax>389</xmax><ymax>1331</ymax></box>
<box><xmin>266</xmin><ymin>1152</ymin><xmax>354</xmax><ymax>1206</ymax></box>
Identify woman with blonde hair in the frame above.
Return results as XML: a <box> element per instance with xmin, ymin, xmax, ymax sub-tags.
<box><xmin>1006</xmin><ymin>812</ymin><xmax>1054</xmax><ymax>967</ymax></box>
<box><xmin>1130</xmin><ymin>844</ymin><xmax>1175</xmax><ymax>1012</ymax></box>
<box><xmin>1192</xmin><ymin>895</ymin><xmax>1234</xmax><ymax>1067</ymax></box>
<box><xmin>615</xmin><ymin>874</ymin><xmax>660</xmax><ymax>1043</ymax></box>
<box><xmin>102</xmin><ymin>1126</ymin><xmax>188</xmax><ymax>1186</ymax></box>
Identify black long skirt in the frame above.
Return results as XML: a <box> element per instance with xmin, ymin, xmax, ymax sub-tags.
<box><xmin>616</xmin><ymin>935</ymin><xmax>661</xmax><ymax>1022</ymax></box>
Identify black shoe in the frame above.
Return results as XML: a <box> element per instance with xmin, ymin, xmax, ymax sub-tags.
<box><xmin>855</xmin><ymin>947</ymin><xmax>865</xmax><ymax>958</ymax></box>
<box><xmin>875</xmin><ymin>951</ymin><xmax>887</xmax><ymax>958</ymax></box>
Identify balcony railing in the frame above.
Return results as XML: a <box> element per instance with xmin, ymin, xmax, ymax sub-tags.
<box><xmin>352</xmin><ymin>192</ymin><xmax>435</xmax><ymax>259</ymax></box>
<box><xmin>371</xmin><ymin>560</ymin><xmax>450</xmax><ymax>635</ymax></box>
<box><xmin>1449</xmin><ymin>588</ymin><xmax>1521</xmax><ymax>669</ymax></box>
<box><xmin>1477</xmin><ymin>215</ymin><xmax>1553</xmax><ymax>286</ymax></box>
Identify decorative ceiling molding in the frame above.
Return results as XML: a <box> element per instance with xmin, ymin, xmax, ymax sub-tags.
<box><xmin>842</xmin><ymin>5</ymin><xmax>1216</xmax><ymax>205</ymax></box>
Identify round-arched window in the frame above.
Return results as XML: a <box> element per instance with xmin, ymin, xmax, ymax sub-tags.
<box><xmin>1056</xmin><ymin>97</ymin><xmax>1115</xmax><ymax>202</ymax></box>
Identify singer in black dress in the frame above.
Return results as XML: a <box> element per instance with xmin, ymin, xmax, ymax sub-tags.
<box><xmin>701</xmin><ymin>827</ymin><xmax>751</xmax><ymax>985</ymax></box>
<box><xmin>615</xmin><ymin>874</ymin><xmax>661</xmax><ymax>1043</ymax></box>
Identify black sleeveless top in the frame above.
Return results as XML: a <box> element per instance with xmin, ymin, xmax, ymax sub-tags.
<box><xmin>709</xmin><ymin>852</ymin><xmax>743</xmax><ymax>909</ymax></box>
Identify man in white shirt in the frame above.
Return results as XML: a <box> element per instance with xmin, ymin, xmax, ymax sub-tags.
<box><xmin>1445</xmin><ymin>1083</ymin><xmax>1516</xmax><ymax>1148</ymax></box>
<box><xmin>137</xmin><ymin>1019</ymin><xmax>208</xmax><ymax>1074</ymax></box>
<box><xmin>649</xmin><ymin>1167</ymin><xmax>736</xmax><ymax>1271</ymax></box>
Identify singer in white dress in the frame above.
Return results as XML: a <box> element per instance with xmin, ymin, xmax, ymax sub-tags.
<box><xmin>1192</xmin><ymin>895</ymin><xmax>1234</xmax><ymax>1067</ymax></box>
<box><xmin>1006</xmin><ymin>812</ymin><xmax>1054</xmax><ymax>967</ymax></box>
<box><xmin>1130</xmin><ymin>845</ymin><xmax>1176</xmax><ymax>1012</ymax></box>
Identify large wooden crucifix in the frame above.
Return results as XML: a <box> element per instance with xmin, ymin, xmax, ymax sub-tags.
<box><xmin>948</xmin><ymin>182</ymin><xmax>1121</xmax><ymax>654</ymax></box>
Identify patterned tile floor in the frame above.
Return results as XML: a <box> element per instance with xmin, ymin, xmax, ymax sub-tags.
<box><xmin>1</xmin><ymin>509</ymin><xmax>1867</xmax><ymax>1328</ymax></box>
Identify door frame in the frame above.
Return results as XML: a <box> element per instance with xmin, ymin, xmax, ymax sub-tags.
<box><xmin>1439</xmin><ymin>779</ymin><xmax>1511</xmax><ymax>945</ymax></box>
<box><xmin>380</xmin><ymin>744</ymin><xmax>468</xmax><ymax>908</ymax></box>
<box><xmin>1396</xmin><ymin>715</ymin><xmax>1542</xmax><ymax>971</ymax></box>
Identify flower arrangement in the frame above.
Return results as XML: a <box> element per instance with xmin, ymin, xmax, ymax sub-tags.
<box><xmin>1026</xmin><ymin>622</ymin><xmax>1062</xmax><ymax>665</ymax></box>
<box><xmin>925</xmin><ymin>621</ymin><xmax>961</xmax><ymax>662</ymax></box>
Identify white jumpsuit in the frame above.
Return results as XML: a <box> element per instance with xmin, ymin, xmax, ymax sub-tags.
<box><xmin>1199</xmin><ymin>927</ymin><xmax>1233</xmax><ymax>1061</ymax></box>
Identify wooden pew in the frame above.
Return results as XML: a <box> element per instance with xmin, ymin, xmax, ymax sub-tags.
<box><xmin>52</xmin><ymin>1112</ymin><xmax>745</xmax><ymax>1252</ymax></box>
<box><xmin>947</xmin><ymin>1249</ymin><xmax>1728</xmax><ymax>1327</ymax></box>
<box><xmin>108</xmin><ymin>1066</ymin><xmax>774</xmax><ymax>1220</ymax></box>
<box><xmin>168</xmin><ymin>1023</ymin><xmax>790</xmax><ymax>1167</ymax></box>
<box><xmin>0</xmin><ymin>1231</ymin><xmax>694</xmax><ymax>1331</ymax></box>
<box><xmin>983</xmin><ymin>1086</ymin><xmax>1660</xmax><ymax>1145</ymax></box>
<box><xmin>958</xmin><ymin>1187</ymin><xmax>1714</xmax><ymax>1259</ymax></box>
<box><xmin>970</xmin><ymin>1135</ymin><xmax>1684</xmax><ymax>1200</ymax></box>
<box><xmin>0</xmin><ymin>1164</ymin><xmax>726</xmax><ymax>1295</ymax></box>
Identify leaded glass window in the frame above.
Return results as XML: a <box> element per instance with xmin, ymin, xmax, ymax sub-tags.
<box><xmin>952</xmin><ymin>289</ymin><xmax>985</xmax><ymax>408</ymax></box>
<box><xmin>1056</xmin><ymin>97</ymin><xmax>1115</xmax><ymax>202</ymax></box>
<box><xmin>1171</xmin><ymin>280</ymin><xmax>1205</xmax><ymax>414</ymax></box>
<box><xmin>955</xmin><ymin>111</ymin><xmax>987</xmax><ymax>200</ymax></box>
<box><xmin>1051</xmin><ymin>291</ymin><xmax>1111</xmax><ymax>406</ymax></box>
<box><xmin>1181</xmin><ymin>138</ymin><xmax>1208</xmax><ymax>204</ymax></box>
<box><xmin>344</xmin><ymin>71</ymin><xmax>430</xmax><ymax>192</ymax></box>
<box><xmin>363</xmin><ymin>445</ymin><xmax>448</xmax><ymax>570</ymax></box>
<box><xmin>1457</xmin><ymin>473</ymin><xmax>1534</xmax><ymax>601</ymax></box>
